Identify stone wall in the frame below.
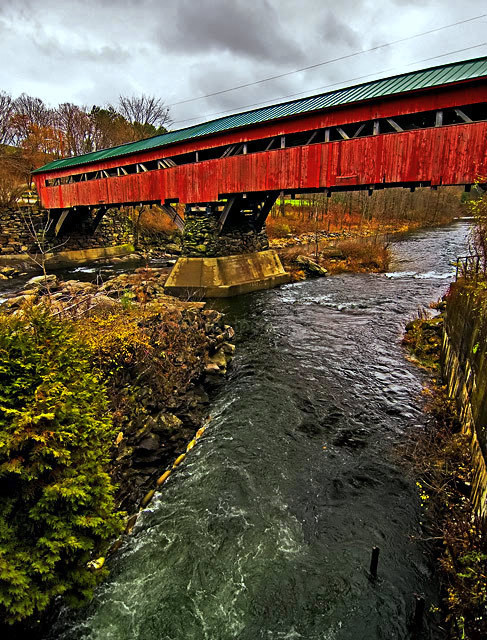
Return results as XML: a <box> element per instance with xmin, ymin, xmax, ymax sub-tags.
<box><xmin>181</xmin><ymin>210</ymin><xmax>269</xmax><ymax>257</ymax></box>
<box><xmin>0</xmin><ymin>206</ymin><xmax>182</xmax><ymax>260</ymax></box>
<box><xmin>442</xmin><ymin>282</ymin><xmax>487</xmax><ymax>516</ymax></box>
<box><xmin>217</xmin><ymin>229</ymin><xmax>269</xmax><ymax>255</ymax></box>
<box><xmin>0</xmin><ymin>207</ymin><xmax>45</xmax><ymax>256</ymax></box>
<box><xmin>58</xmin><ymin>207</ymin><xmax>136</xmax><ymax>251</ymax></box>
<box><xmin>181</xmin><ymin>211</ymin><xmax>218</xmax><ymax>257</ymax></box>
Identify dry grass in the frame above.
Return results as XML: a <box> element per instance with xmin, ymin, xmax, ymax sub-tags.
<box><xmin>266</xmin><ymin>207</ymin><xmax>364</xmax><ymax>238</ymax></box>
<box><xmin>278</xmin><ymin>236</ymin><xmax>390</xmax><ymax>278</ymax></box>
<box><xmin>323</xmin><ymin>236</ymin><xmax>391</xmax><ymax>273</ymax></box>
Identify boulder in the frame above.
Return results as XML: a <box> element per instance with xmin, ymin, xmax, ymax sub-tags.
<box><xmin>25</xmin><ymin>274</ymin><xmax>57</xmax><ymax>288</ymax></box>
<box><xmin>152</xmin><ymin>413</ymin><xmax>183</xmax><ymax>435</ymax></box>
<box><xmin>204</xmin><ymin>362</ymin><xmax>221</xmax><ymax>374</ymax></box>
<box><xmin>295</xmin><ymin>255</ymin><xmax>328</xmax><ymax>277</ymax></box>
<box><xmin>136</xmin><ymin>434</ymin><xmax>161</xmax><ymax>454</ymax></box>
<box><xmin>209</xmin><ymin>348</ymin><xmax>228</xmax><ymax>369</ymax></box>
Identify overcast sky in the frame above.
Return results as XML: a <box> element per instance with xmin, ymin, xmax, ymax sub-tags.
<box><xmin>0</xmin><ymin>0</ymin><xmax>486</xmax><ymax>129</ymax></box>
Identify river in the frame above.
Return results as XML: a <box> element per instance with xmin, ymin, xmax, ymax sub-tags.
<box><xmin>45</xmin><ymin>221</ymin><xmax>468</xmax><ymax>640</ymax></box>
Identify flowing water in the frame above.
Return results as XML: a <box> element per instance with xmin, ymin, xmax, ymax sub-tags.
<box><xmin>46</xmin><ymin>222</ymin><xmax>469</xmax><ymax>640</ymax></box>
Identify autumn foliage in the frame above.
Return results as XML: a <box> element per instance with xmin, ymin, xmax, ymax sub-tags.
<box><xmin>0</xmin><ymin>91</ymin><xmax>171</xmax><ymax>209</ymax></box>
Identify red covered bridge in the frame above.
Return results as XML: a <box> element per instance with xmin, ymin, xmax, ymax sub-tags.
<box><xmin>33</xmin><ymin>55</ymin><xmax>487</xmax><ymax>222</ymax></box>
<box><xmin>31</xmin><ymin>55</ymin><xmax>487</xmax><ymax>296</ymax></box>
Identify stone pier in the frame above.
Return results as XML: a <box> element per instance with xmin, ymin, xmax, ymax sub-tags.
<box><xmin>165</xmin><ymin>202</ymin><xmax>290</xmax><ymax>297</ymax></box>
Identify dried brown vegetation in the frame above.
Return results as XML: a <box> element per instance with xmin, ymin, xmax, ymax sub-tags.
<box><xmin>267</xmin><ymin>187</ymin><xmax>464</xmax><ymax>240</ymax></box>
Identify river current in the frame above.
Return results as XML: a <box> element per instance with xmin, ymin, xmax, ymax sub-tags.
<box><xmin>46</xmin><ymin>221</ymin><xmax>469</xmax><ymax>640</ymax></box>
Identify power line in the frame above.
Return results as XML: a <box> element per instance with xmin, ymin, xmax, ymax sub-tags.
<box><xmin>171</xmin><ymin>42</ymin><xmax>487</xmax><ymax>126</ymax></box>
<box><xmin>166</xmin><ymin>12</ymin><xmax>487</xmax><ymax>108</ymax></box>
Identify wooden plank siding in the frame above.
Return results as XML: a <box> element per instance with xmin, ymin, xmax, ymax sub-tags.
<box><xmin>34</xmin><ymin>120</ymin><xmax>487</xmax><ymax>209</ymax></box>
<box><xmin>33</xmin><ymin>79</ymin><xmax>487</xmax><ymax>209</ymax></box>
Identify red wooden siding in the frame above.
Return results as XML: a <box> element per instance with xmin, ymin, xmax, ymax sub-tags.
<box><xmin>34</xmin><ymin>121</ymin><xmax>487</xmax><ymax>209</ymax></box>
<box><xmin>34</xmin><ymin>81</ymin><xmax>487</xmax><ymax>183</ymax></box>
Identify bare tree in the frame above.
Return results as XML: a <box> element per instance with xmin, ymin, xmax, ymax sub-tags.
<box><xmin>0</xmin><ymin>156</ymin><xmax>26</xmax><ymax>208</ymax></box>
<box><xmin>10</xmin><ymin>94</ymin><xmax>54</xmax><ymax>146</ymax></box>
<box><xmin>0</xmin><ymin>91</ymin><xmax>14</xmax><ymax>145</ymax></box>
<box><xmin>56</xmin><ymin>103</ymin><xmax>94</xmax><ymax>156</ymax></box>
<box><xmin>14</xmin><ymin>94</ymin><xmax>52</xmax><ymax>126</ymax></box>
<box><xmin>118</xmin><ymin>94</ymin><xmax>171</xmax><ymax>129</ymax></box>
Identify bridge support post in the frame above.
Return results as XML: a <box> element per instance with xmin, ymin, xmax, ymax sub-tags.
<box><xmin>165</xmin><ymin>198</ymin><xmax>290</xmax><ymax>297</ymax></box>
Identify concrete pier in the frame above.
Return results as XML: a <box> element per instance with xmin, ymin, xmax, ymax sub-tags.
<box><xmin>164</xmin><ymin>250</ymin><xmax>290</xmax><ymax>298</ymax></box>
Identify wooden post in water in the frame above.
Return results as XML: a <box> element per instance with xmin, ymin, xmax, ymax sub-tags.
<box><xmin>369</xmin><ymin>546</ymin><xmax>380</xmax><ymax>578</ymax></box>
<box><xmin>412</xmin><ymin>595</ymin><xmax>425</xmax><ymax>630</ymax></box>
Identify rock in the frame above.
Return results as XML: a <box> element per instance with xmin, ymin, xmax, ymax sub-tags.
<box><xmin>64</xmin><ymin>280</ymin><xmax>95</xmax><ymax>293</ymax></box>
<box><xmin>295</xmin><ymin>255</ymin><xmax>328</xmax><ymax>277</ymax></box>
<box><xmin>203</xmin><ymin>309</ymin><xmax>221</xmax><ymax>323</ymax></box>
<box><xmin>93</xmin><ymin>294</ymin><xmax>118</xmax><ymax>308</ymax></box>
<box><xmin>221</xmin><ymin>342</ymin><xmax>236</xmax><ymax>354</ymax></box>
<box><xmin>5</xmin><ymin>294</ymin><xmax>37</xmax><ymax>307</ymax></box>
<box><xmin>18</xmin><ymin>289</ymin><xmax>38</xmax><ymax>296</ymax></box>
<box><xmin>152</xmin><ymin>413</ymin><xmax>183</xmax><ymax>435</ymax></box>
<box><xmin>209</xmin><ymin>348</ymin><xmax>228</xmax><ymax>370</ymax></box>
<box><xmin>223</xmin><ymin>325</ymin><xmax>235</xmax><ymax>340</ymax></box>
<box><xmin>165</xmin><ymin>243</ymin><xmax>181</xmax><ymax>254</ymax></box>
<box><xmin>26</xmin><ymin>274</ymin><xmax>57</xmax><ymax>288</ymax></box>
<box><xmin>204</xmin><ymin>362</ymin><xmax>221</xmax><ymax>374</ymax></box>
<box><xmin>136</xmin><ymin>434</ymin><xmax>161</xmax><ymax>453</ymax></box>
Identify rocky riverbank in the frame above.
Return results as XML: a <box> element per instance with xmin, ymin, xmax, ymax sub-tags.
<box><xmin>0</xmin><ymin>268</ymin><xmax>235</xmax><ymax>532</ymax></box>
<box><xmin>278</xmin><ymin>235</ymin><xmax>390</xmax><ymax>280</ymax></box>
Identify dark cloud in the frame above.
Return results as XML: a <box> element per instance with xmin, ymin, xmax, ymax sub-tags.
<box><xmin>0</xmin><ymin>0</ymin><xmax>483</xmax><ymax>126</ymax></box>
<box><xmin>158</xmin><ymin>0</ymin><xmax>306</xmax><ymax>65</ymax></box>
<box><xmin>321</xmin><ymin>11</ymin><xmax>360</xmax><ymax>49</ymax></box>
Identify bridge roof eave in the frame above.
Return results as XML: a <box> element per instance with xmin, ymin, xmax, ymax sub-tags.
<box><xmin>32</xmin><ymin>55</ymin><xmax>487</xmax><ymax>177</ymax></box>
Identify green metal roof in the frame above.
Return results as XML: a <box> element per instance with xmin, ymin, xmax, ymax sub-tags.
<box><xmin>33</xmin><ymin>55</ymin><xmax>487</xmax><ymax>175</ymax></box>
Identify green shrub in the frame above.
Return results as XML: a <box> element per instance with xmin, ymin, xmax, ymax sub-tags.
<box><xmin>0</xmin><ymin>308</ymin><xmax>123</xmax><ymax>624</ymax></box>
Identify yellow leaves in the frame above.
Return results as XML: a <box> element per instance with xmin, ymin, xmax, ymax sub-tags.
<box><xmin>74</xmin><ymin>308</ymin><xmax>153</xmax><ymax>373</ymax></box>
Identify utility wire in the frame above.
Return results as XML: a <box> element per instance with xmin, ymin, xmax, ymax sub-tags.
<box><xmin>171</xmin><ymin>42</ymin><xmax>487</xmax><ymax>126</ymax></box>
<box><xmin>166</xmin><ymin>12</ymin><xmax>487</xmax><ymax>108</ymax></box>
